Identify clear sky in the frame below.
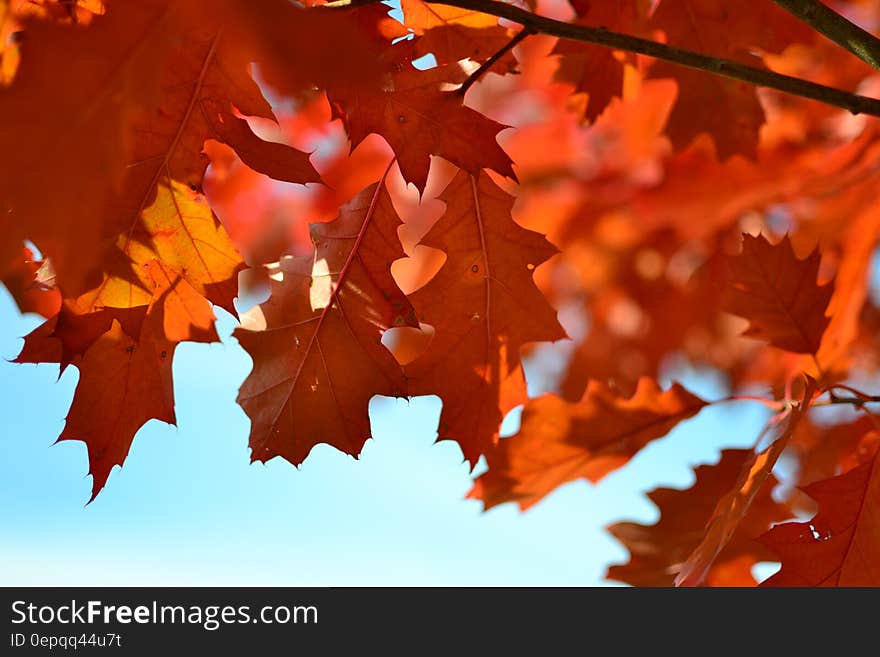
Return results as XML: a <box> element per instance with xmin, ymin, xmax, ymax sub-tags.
<box><xmin>0</xmin><ymin>283</ymin><xmax>776</xmax><ymax>586</ymax></box>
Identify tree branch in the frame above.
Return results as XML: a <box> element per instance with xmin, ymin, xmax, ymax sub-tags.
<box><xmin>327</xmin><ymin>0</ymin><xmax>880</xmax><ymax>117</ymax></box>
<box><xmin>813</xmin><ymin>385</ymin><xmax>880</xmax><ymax>408</ymax></box>
<box><xmin>770</xmin><ymin>0</ymin><xmax>880</xmax><ymax>70</ymax></box>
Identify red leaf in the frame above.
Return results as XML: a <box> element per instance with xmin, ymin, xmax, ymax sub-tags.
<box><xmin>401</xmin><ymin>0</ymin><xmax>516</xmax><ymax>69</ymax></box>
<box><xmin>608</xmin><ymin>449</ymin><xmax>793</xmax><ymax>587</ymax></box>
<box><xmin>649</xmin><ymin>0</ymin><xmax>814</xmax><ymax>157</ymax></box>
<box><xmin>234</xmin><ymin>177</ymin><xmax>417</xmax><ymax>466</ymax></box>
<box><xmin>56</xmin><ymin>275</ymin><xmax>213</xmax><ymax>501</ymax></box>
<box><xmin>676</xmin><ymin>379</ymin><xmax>816</xmax><ymax>586</ymax></box>
<box><xmin>760</xmin><ymin>448</ymin><xmax>880</xmax><ymax>586</ymax></box>
<box><xmin>724</xmin><ymin>234</ymin><xmax>833</xmax><ymax>355</ymax></box>
<box><xmin>406</xmin><ymin>169</ymin><xmax>565</xmax><ymax>466</ymax></box>
<box><xmin>0</xmin><ymin>0</ymin><xmax>176</xmax><ymax>295</ymax></box>
<box><xmin>329</xmin><ymin>47</ymin><xmax>515</xmax><ymax>193</ymax></box>
<box><xmin>553</xmin><ymin>0</ymin><xmax>648</xmax><ymax>121</ymax></box>
<box><xmin>0</xmin><ymin>245</ymin><xmax>60</xmax><ymax>317</ymax></box>
<box><xmin>469</xmin><ymin>378</ymin><xmax>707</xmax><ymax>510</ymax></box>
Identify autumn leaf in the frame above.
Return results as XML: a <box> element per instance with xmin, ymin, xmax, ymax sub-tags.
<box><xmin>60</xmin><ymin>317</ymin><xmax>171</xmax><ymax>502</ymax></box>
<box><xmin>649</xmin><ymin>0</ymin><xmax>814</xmax><ymax>157</ymax></box>
<box><xmin>759</xmin><ymin>448</ymin><xmax>880</xmax><ymax>586</ymax></box>
<box><xmin>401</xmin><ymin>0</ymin><xmax>516</xmax><ymax>68</ymax></box>
<box><xmin>814</xmin><ymin>197</ymin><xmax>880</xmax><ymax>378</ymax></box>
<box><xmin>328</xmin><ymin>44</ymin><xmax>515</xmax><ymax>193</ymax></box>
<box><xmin>1</xmin><ymin>0</ymin><xmax>319</xmax><ymax>304</ymax></box>
<box><xmin>406</xmin><ymin>169</ymin><xmax>565</xmax><ymax>466</ymax></box>
<box><xmin>0</xmin><ymin>0</ymin><xmax>176</xmax><ymax>296</ymax></box>
<box><xmin>0</xmin><ymin>245</ymin><xmax>60</xmax><ymax>317</ymax></box>
<box><xmin>224</xmin><ymin>0</ymin><xmax>406</xmax><ymax>100</ymax></box>
<box><xmin>724</xmin><ymin>234</ymin><xmax>833</xmax><ymax>355</ymax></box>
<box><xmin>227</xmin><ymin>0</ymin><xmax>470</xmax><ymax>189</ymax></box>
<box><xmin>607</xmin><ymin>449</ymin><xmax>793</xmax><ymax>587</ymax></box>
<box><xmin>234</xmin><ymin>177</ymin><xmax>417</xmax><ymax>466</ymax></box>
<box><xmin>4</xmin><ymin>0</ymin><xmax>880</xmax><ymax>585</ymax></box>
<box><xmin>56</xmin><ymin>265</ymin><xmax>217</xmax><ymax>500</ymax></box>
<box><xmin>675</xmin><ymin>378</ymin><xmax>816</xmax><ymax>586</ymax></box>
<box><xmin>787</xmin><ymin>416</ymin><xmax>880</xmax><ymax>488</ymax></box>
<box><xmin>468</xmin><ymin>378</ymin><xmax>707</xmax><ymax>510</ymax></box>
<box><xmin>553</xmin><ymin>0</ymin><xmax>648</xmax><ymax>122</ymax></box>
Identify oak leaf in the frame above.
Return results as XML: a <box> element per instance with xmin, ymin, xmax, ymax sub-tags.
<box><xmin>406</xmin><ymin>169</ymin><xmax>565</xmax><ymax>466</ymax></box>
<box><xmin>468</xmin><ymin>378</ymin><xmax>707</xmax><ymax>510</ymax></box>
<box><xmin>607</xmin><ymin>449</ymin><xmax>793</xmax><ymax>587</ymax></box>
<box><xmin>649</xmin><ymin>0</ymin><xmax>814</xmax><ymax>157</ymax></box>
<box><xmin>234</xmin><ymin>179</ymin><xmax>417</xmax><ymax>466</ymax></box>
<box><xmin>760</xmin><ymin>449</ymin><xmax>880</xmax><ymax>586</ymax></box>
<box><xmin>328</xmin><ymin>46</ymin><xmax>515</xmax><ymax>193</ymax></box>
<box><xmin>54</xmin><ymin>265</ymin><xmax>217</xmax><ymax>500</ymax></box>
<box><xmin>401</xmin><ymin>0</ymin><xmax>516</xmax><ymax>69</ymax></box>
<box><xmin>0</xmin><ymin>245</ymin><xmax>60</xmax><ymax>318</ymax></box>
<box><xmin>675</xmin><ymin>379</ymin><xmax>816</xmax><ymax>586</ymax></box>
<box><xmin>553</xmin><ymin>0</ymin><xmax>648</xmax><ymax>121</ymax></box>
<box><xmin>724</xmin><ymin>234</ymin><xmax>833</xmax><ymax>355</ymax></box>
<box><xmin>0</xmin><ymin>0</ymin><xmax>175</xmax><ymax>296</ymax></box>
<box><xmin>788</xmin><ymin>416</ymin><xmax>880</xmax><ymax>488</ymax></box>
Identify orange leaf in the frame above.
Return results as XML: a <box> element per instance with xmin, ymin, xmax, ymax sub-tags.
<box><xmin>724</xmin><ymin>234</ymin><xmax>833</xmax><ymax>355</ymax></box>
<box><xmin>675</xmin><ymin>378</ymin><xmax>816</xmax><ymax>586</ymax></box>
<box><xmin>553</xmin><ymin>0</ymin><xmax>648</xmax><ymax>121</ymax></box>
<box><xmin>16</xmin><ymin>265</ymin><xmax>219</xmax><ymax>500</ymax></box>
<box><xmin>234</xmin><ymin>178</ymin><xmax>417</xmax><ymax>466</ymax></box>
<box><xmin>401</xmin><ymin>0</ymin><xmax>515</xmax><ymax>68</ymax></box>
<box><xmin>225</xmin><ymin>1</ymin><xmax>405</xmax><ymax>100</ymax></box>
<box><xmin>0</xmin><ymin>0</ymin><xmax>175</xmax><ymax>295</ymax></box>
<box><xmin>788</xmin><ymin>416</ymin><xmax>880</xmax><ymax>488</ymax></box>
<box><xmin>329</xmin><ymin>46</ymin><xmax>515</xmax><ymax>193</ymax></box>
<box><xmin>649</xmin><ymin>0</ymin><xmax>814</xmax><ymax>157</ymax></box>
<box><xmin>469</xmin><ymin>378</ymin><xmax>707</xmax><ymax>510</ymax></box>
<box><xmin>759</xmin><ymin>449</ymin><xmax>880</xmax><ymax>586</ymax></box>
<box><xmin>406</xmin><ymin>169</ymin><xmax>565</xmax><ymax>465</ymax></box>
<box><xmin>607</xmin><ymin>449</ymin><xmax>793</xmax><ymax>587</ymax></box>
<box><xmin>57</xmin><ymin>285</ymin><xmax>200</xmax><ymax>500</ymax></box>
<box><xmin>1</xmin><ymin>0</ymin><xmax>318</xmax><ymax>302</ymax></box>
<box><xmin>0</xmin><ymin>245</ymin><xmax>60</xmax><ymax>317</ymax></box>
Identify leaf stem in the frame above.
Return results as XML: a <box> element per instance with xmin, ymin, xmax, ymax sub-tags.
<box><xmin>769</xmin><ymin>0</ymin><xmax>880</xmax><ymax>70</ymax></box>
<box><xmin>812</xmin><ymin>385</ymin><xmax>880</xmax><ymax>407</ymax></box>
<box><xmin>714</xmin><ymin>394</ymin><xmax>786</xmax><ymax>411</ymax></box>
<box><xmin>458</xmin><ymin>26</ymin><xmax>533</xmax><ymax>97</ymax></box>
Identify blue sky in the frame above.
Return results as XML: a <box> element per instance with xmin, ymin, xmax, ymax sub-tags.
<box><xmin>0</xmin><ymin>283</ymin><xmax>775</xmax><ymax>586</ymax></box>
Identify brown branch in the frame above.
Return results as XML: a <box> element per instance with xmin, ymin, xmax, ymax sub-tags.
<box><xmin>824</xmin><ymin>392</ymin><xmax>880</xmax><ymax>407</ymax></box>
<box><xmin>770</xmin><ymin>0</ymin><xmax>880</xmax><ymax>70</ymax></box>
<box><xmin>812</xmin><ymin>385</ymin><xmax>880</xmax><ymax>408</ymax></box>
<box><xmin>326</xmin><ymin>0</ymin><xmax>880</xmax><ymax>117</ymax></box>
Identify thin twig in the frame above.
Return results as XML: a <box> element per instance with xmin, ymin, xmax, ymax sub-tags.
<box><xmin>326</xmin><ymin>0</ymin><xmax>880</xmax><ymax>117</ymax></box>
<box><xmin>770</xmin><ymin>0</ymin><xmax>880</xmax><ymax>70</ymax></box>
<box><xmin>829</xmin><ymin>383</ymin><xmax>878</xmax><ymax>399</ymax></box>
<box><xmin>714</xmin><ymin>394</ymin><xmax>786</xmax><ymax>411</ymax></box>
<box><xmin>813</xmin><ymin>385</ymin><xmax>880</xmax><ymax>407</ymax></box>
<box><xmin>458</xmin><ymin>26</ymin><xmax>533</xmax><ymax>97</ymax></box>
